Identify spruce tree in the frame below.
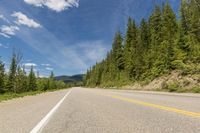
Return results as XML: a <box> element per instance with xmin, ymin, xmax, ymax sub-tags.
<box><xmin>6</xmin><ymin>53</ymin><xmax>17</xmax><ymax>92</ymax></box>
<box><xmin>112</xmin><ymin>31</ymin><xmax>124</xmax><ymax>70</ymax></box>
<box><xmin>0</xmin><ymin>59</ymin><xmax>5</xmax><ymax>93</ymax></box>
<box><xmin>161</xmin><ymin>1</ymin><xmax>178</xmax><ymax>70</ymax></box>
<box><xmin>15</xmin><ymin>66</ymin><xmax>27</xmax><ymax>93</ymax></box>
<box><xmin>28</xmin><ymin>66</ymin><xmax>37</xmax><ymax>91</ymax></box>
<box><xmin>49</xmin><ymin>71</ymin><xmax>56</xmax><ymax>89</ymax></box>
<box><xmin>148</xmin><ymin>5</ymin><xmax>163</xmax><ymax>76</ymax></box>
<box><xmin>180</xmin><ymin>0</ymin><xmax>190</xmax><ymax>34</ymax></box>
<box><xmin>140</xmin><ymin>19</ymin><xmax>150</xmax><ymax>50</ymax></box>
<box><xmin>124</xmin><ymin>18</ymin><xmax>138</xmax><ymax>78</ymax></box>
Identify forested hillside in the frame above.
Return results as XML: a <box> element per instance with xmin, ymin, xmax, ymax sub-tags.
<box><xmin>55</xmin><ymin>74</ymin><xmax>84</xmax><ymax>83</ymax></box>
<box><xmin>84</xmin><ymin>0</ymin><xmax>200</xmax><ymax>89</ymax></box>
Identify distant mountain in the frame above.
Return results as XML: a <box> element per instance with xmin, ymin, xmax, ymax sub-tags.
<box><xmin>55</xmin><ymin>74</ymin><xmax>84</xmax><ymax>83</ymax></box>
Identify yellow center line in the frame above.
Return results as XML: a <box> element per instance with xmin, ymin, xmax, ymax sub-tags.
<box><xmin>97</xmin><ymin>92</ymin><xmax>200</xmax><ymax>119</ymax></box>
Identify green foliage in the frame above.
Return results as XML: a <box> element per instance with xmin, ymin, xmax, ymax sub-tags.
<box><xmin>124</xmin><ymin>18</ymin><xmax>138</xmax><ymax>79</ymax></box>
<box><xmin>0</xmin><ymin>59</ymin><xmax>5</xmax><ymax>93</ymax></box>
<box><xmin>28</xmin><ymin>66</ymin><xmax>37</xmax><ymax>91</ymax></box>
<box><xmin>15</xmin><ymin>67</ymin><xmax>28</xmax><ymax>93</ymax></box>
<box><xmin>0</xmin><ymin>53</ymin><xmax>70</xmax><ymax>101</ymax></box>
<box><xmin>48</xmin><ymin>71</ymin><xmax>56</xmax><ymax>90</ymax></box>
<box><xmin>84</xmin><ymin>1</ymin><xmax>200</xmax><ymax>89</ymax></box>
<box><xmin>191</xmin><ymin>87</ymin><xmax>200</xmax><ymax>93</ymax></box>
<box><xmin>6</xmin><ymin>53</ymin><xmax>17</xmax><ymax>92</ymax></box>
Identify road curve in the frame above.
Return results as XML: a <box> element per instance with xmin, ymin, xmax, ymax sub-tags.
<box><xmin>0</xmin><ymin>87</ymin><xmax>200</xmax><ymax>133</ymax></box>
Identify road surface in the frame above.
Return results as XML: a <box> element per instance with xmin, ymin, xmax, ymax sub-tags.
<box><xmin>0</xmin><ymin>87</ymin><xmax>200</xmax><ymax>133</ymax></box>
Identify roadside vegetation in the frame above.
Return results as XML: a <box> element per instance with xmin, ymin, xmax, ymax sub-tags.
<box><xmin>84</xmin><ymin>0</ymin><xmax>200</xmax><ymax>92</ymax></box>
<box><xmin>0</xmin><ymin>52</ymin><xmax>68</xmax><ymax>102</ymax></box>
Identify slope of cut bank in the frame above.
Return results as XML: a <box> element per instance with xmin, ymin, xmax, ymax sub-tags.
<box><xmin>122</xmin><ymin>71</ymin><xmax>200</xmax><ymax>93</ymax></box>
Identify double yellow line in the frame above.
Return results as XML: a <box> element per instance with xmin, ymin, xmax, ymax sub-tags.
<box><xmin>99</xmin><ymin>92</ymin><xmax>200</xmax><ymax>119</ymax></box>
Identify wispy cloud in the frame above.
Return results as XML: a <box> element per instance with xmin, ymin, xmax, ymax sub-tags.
<box><xmin>23</xmin><ymin>63</ymin><xmax>37</xmax><ymax>68</ymax></box>
<box><xmin>11</xmin><ymin>12</ymin><xmax>41</xmax><ymax>28</ymax></box>
<box><xmin>0</xmin><ymin>43</ymin><xmax>9</xmax><ymax>48</ymax></box>
<box><xmin>16</xmin><ymin>26</ymin><xmax>88</xmax><ymax>73</ymax></box>
<box><xmin>24</xmin><ymin>0</ymin><xmax>79</xmax><ymax>12</ymax></box>
<box><xmin>41</xmin><ymin>63</ymin><xmax>51</xmax><ymax>67</ymax></box>
<box><xmin>0</xmin><ymin>25</ymin><xmax>19</xmax><ymax>38</ymax></box>
<box><xmin>0</xmin><ymin>32</ymin><xmax>10</xmax><ymax>38</ymax></box>
<box><xmin>45</xmin><ymin>67</ymin><xmax>53</xmax><ymax>71</ymax></box>
<box><xmin>75</xmin><ymin>40</ymin><xmax>109</xmax><ymax>63</ymax></box>
<box><xmin>0</xmin><ymin>14</ymin><xmax>10</xmax><ymax>23</ymax></box>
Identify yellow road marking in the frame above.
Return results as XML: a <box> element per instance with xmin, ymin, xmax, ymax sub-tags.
<box><xmin>99</xmin><ymin>92</ymin><xmax>200</xmax><ymax>119</ymax></box>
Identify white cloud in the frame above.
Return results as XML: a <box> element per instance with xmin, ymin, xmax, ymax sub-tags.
<box><xmin>0</xmin><ymin>32</ymin><xmax>10</xmax><ymax>38</ymax></box>
<box><xmin>45</xmin><ymin>67</ymin><xmax>53</xmax><ymax>71</ymax></box>
<box><xmin>11</xmin><ymin>12</ymin><xmax>41</xmax><ymax>28</ymax></box>
<box><xmin>0</xmin><ymin>25</ymin><xmax>19</xmax><ymax>38</ymax></box>
<box><xmin>0</xmin><ymin>43</ymin><xmax>9</xmax><ymax>48</ymax></box>
<box><xmin>24</xmin><ymin>0</ymin><xmax>79</xmax><ymax>12</ymax></box>
<box><xmin>0</xmin><ymin>14</ymin><xmax>10</xmax><ymax>23</ymax></box>
<box><xmin>23</xmin><ymin>63</ymin><xmax>37</xmax><ymax>68</ymax></box>
<box><xmin>41</xmin><ymin>63</ymin><xmax>51</xmax><ymax>67</ymax></box>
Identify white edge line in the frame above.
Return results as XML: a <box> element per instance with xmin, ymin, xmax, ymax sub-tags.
<box><xmin>30</xmin><ymin>90</ymin><xmax>72</xmax><ymax>133</ymax></box>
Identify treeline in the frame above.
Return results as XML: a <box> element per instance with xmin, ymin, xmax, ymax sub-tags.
<box><xmin>84</xmin><ymin>0</ymin><xmax>200</xmax><ymax>87</ymax></box>
<box><xmin>0</xmin><ymin>52</ymin><xmax>66</xmax><ymax>94</ymax></box>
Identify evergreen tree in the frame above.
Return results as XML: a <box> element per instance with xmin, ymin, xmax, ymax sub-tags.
<box><xmin>15</xmin><ymin>66</ymin><xmax>27</xmax><ymax>93</ymax></box>
<box><xmin>187</xmin><ymin>0</ymin><xmax>200</xmax><ymax>62</ymax></box>
<box><xmin>124</xmin><ymin>18</ymin><xmax>138</xmax><ymax>78</ymax></box>
<box><xmin>49</xmin><ymin>71</ymin><xmax>56</xmax><ymax>89</ymax></box>
<box><xmin>140</xmin><ymin>19</ymin><xmax>150</xmax><ymax>50</ymax></box>
<box><xmin>140</xmin><ymin>19</ymin><xmax>150</xmax><ymax>77</ymax></box>
<box><xmin>6</xmin><ymin>53</ymin><xmax>17</xmax><ymax>92</ymax></box>
<box><xmin>161</xmin><ymin>1</ymin><xmax>178</xmax><ymax>70</ymax></box>
<box><xmin>28</xmin><ymin>66</ymin><xmax>37</xmax><ymax>91</ymax></box>
<box><xmin>0</xmin><ymin>59</ymin><xmax>5</xmax><ymax>93</ymax></box>
<box><xmin>149</xmin><ymin>5</ymin><xmax>163</xmax><ymax>47</ymax></box>
<box><xmin>180</xmin><ymin>0</ymin><xmax>190</xmax><ymax>34</ymax></box>
<box><xmin>148</xmin><ymin>5</ymin><xmax>163</xmax><ymax>76</ymax></box>
<box><xmin>112</xmin><ymin>31</ymin><xmax>124</xmax><ymax>70</ymax></box>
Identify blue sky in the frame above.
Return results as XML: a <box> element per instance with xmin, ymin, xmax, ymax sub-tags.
<box><xmin>0</xmin><ymin>0</ymin><xmax>180</xmax><ymax>77</ymax></box>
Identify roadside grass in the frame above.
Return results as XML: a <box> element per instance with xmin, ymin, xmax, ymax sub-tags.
<box><xmin>0</xmin><ymin>88</ymin><xmax>69</xmax><ymax>102</ymax></box>
<box><xmin>0</xmin><ymin>91</ymin><xmax>43</xmax><ymax>102</ymax></box>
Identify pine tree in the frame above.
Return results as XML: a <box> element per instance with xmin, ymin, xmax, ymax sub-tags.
<box><xmin>49</xmin><ymin>71</ymin><xmax>56</xmax><ymax>89</ymax></box>
<box><xmin>15</xmin><ymin>66</ymin><xmax>27</xmax><ymax>93</ymax></box>
<box><xmin>112</xmin><ymin>31</ymin><xmax>124</xmax><ymax>70</ymax></box>
<box><xmin>140</xmin><ymin>19</ymin><xmax>150</xmax><ymax>50</ymax></box>
<box><xmin>0</xmin><ymin>59</ymin><xmax>5</xmax><ymax>93</ymax></box>
<box><xmin>124</xmin><ymin>18</ymin><xmax>138</xmax><ymax>78</ymax></box>
<box><xmin>149</xmin><ymin>5</ymin><xmax>163</xmax><ymax>47</ymax></box>
<box><xmin>187</xmin><ymin>0</ymin><xmax>200</xmax><ymax>62</ymax></box>
<box><xmin>180</xmin><ymin>0</ymin><xmax>190</xmax><ymax>34</ymax></box>
<box><xmin>6</xmin><ymin>53</ymin><xmax>17</xmax><ymax>92</ymax></box>
<box><xmin>148</xmin><ymin>5</ymin><xmax>163</xmax><ymax>76</ymax></box>
<box><xmin>28</xmin><ymin>66</ymin><xmax>37</xmax><ymax>91</ymax></box>
<box><xmin>161</xmin><ymin>1</ymin><xmax>178</xmax><ymax>69</ymax></box>
<box><xmin>140</xmin><ymin>19</ymin><xmax>150</xmax><ymax>77</ymax></box>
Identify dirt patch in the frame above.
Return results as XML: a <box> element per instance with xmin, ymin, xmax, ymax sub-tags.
<box><xmin>123</xmin><ymin>71</ymin><xmax>200</xmax><ymax>92</ymax></box>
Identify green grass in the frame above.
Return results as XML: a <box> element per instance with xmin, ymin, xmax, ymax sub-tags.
<box><xmin>0</xmin><ymin>91</ymin><xmax>44</xmax><ymax>102</ymax></box>
<box><xmin>0</xmin><ymin>88</ymin><xmax>68</xmax><ymax>102</ymax></box>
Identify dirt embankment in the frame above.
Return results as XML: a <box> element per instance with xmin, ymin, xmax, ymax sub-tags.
<box><xmin>123</xmin><ymin>71</ymin><xmax>200</xmax><ymax>92</ymax></box>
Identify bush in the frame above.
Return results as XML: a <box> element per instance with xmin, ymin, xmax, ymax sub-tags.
<box><xmin>166</xmin><ymin>83</ymin><xmax>180</xmax><ymax>92</ymax></box>
<box><xmin>191</xmin><ymin>87</ymin><xmax>200</xmax><ymax>93</ymax></box>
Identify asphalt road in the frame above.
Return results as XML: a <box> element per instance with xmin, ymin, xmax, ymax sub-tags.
<box><xmin>0</xmin><ymin>87</ymin><xmax>200</xmax><ymax>133</ymax></box>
